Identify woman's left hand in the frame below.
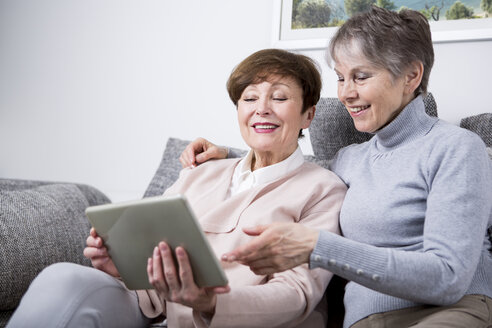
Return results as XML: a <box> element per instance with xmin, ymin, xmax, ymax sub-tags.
<box><xmin>147</xmin><ymin>242</ymin><xmax>230</xmax><ymax>314</ymax></box>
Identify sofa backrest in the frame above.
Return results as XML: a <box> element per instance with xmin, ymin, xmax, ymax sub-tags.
<box><xmin>460</xmin><ymin>113</ymin><xmax>492</xmax><ymax>148</ymax></box>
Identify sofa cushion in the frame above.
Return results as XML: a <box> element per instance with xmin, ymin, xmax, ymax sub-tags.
<box><xmin>0</xmin><ymin>179</ymin><xmax>111</xmax><ymax>206</ymax></box>
<box><xmin>309</xmin><ymin>93</ymin><xmax>438</xmax><ymax>160</ymax></box>
<box><xmin>143</xmin><ymin>138</ymin><xmax>191</xmax><ymax>197</ymax></box>
<box><xmin>0</xmin><ymin>184</ymin><xmax>93</xmax><ymax>311</ymax></box>
<box><xmin>460</xmin><ymin>113</ymin><xmax>492</xmax><ymax>148</ymax></box>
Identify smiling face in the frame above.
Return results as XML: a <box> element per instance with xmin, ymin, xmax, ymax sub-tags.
<box><xmin>334</xmin><ymin>45</ymin><xmax>415</xmax><ymax>133</ymax></box>
<box><xmin>237</xmin><ymin>76</ymin><xmax>315</xmax><ymax>167</ymax></box>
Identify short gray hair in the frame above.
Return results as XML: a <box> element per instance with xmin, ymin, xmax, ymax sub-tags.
<box><xmin>327</xmin><ymin>6</ymin><xmax>434</xmax><ymax>95</ymax></box>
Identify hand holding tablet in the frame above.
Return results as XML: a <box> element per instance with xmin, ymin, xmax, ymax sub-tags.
<box><xmin>85</xmin><ymin>195</ymin><xmax>228</xmax><ymax>290</ymax></box>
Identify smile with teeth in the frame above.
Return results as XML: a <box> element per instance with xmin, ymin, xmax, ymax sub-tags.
<box><xmin>348</xmin><ymin>105</ymin><xmax>370</xmax><ymax>113</ymax></box>
<box><xmin>253</xmin><ymin>123</ymin><xmax>279</xmax><ymax>129</ymax></box>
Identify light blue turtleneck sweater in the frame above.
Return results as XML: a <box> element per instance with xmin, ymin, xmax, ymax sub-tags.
<box><xmin>310</xmin><ymin>95</ymin><xmax>492</xmax><ymax>328</ymax></box>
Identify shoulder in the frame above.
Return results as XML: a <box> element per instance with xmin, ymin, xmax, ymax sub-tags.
<box><xmin>330</xmin><ymin>138</ymin><xmax>373</xmax><ymax>174</ymax></box>
<box><xmin>338</xmin><ymin>137</ymin><xmax>373</xmax><ymax>158</ymax></box>
<box><xmin>295</xmin><ymin>162</ymin><xmax>347</xmax><ymax>190</ymax></box>
<box><xmin>427</xmin><ymin>120</ymin><xmax>487</xmax><ymax>156</ymax></box>
<box><xmin>179</xmin><ymin>158</ymin><xmax>239</xmax><ymax>179</ymax></box>
<box><xmin>166</xmin><ymin>158</ymin><xmax>240</xmax><ymax>195</ymax></box>
<box><xmin>422</xmin><ymin>121</ymin><xmax>491</xmax><ymax>186</ymax></box>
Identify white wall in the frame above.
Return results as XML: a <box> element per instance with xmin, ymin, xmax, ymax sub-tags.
<box><xmin>1</xmin><ymin>0</ymin><xmax>491</xmax><ymax>202</ymax></box>
<box><xmin>0</xmin><ymin>0</ymin><xmax>274</xmax><ymax>201</ymax></box>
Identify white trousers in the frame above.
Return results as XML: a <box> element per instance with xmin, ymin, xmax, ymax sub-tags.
<box><xmin>7</xmin><ymin>262</ymin><xmax>151</xmax><ymax>328</ymax></box>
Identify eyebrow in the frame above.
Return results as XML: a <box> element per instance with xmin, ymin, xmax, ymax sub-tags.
<box><xmin>333</xmin><ymin>65</ymin><xmax>372</xmax><ymax>75</ymax></box>
<box><xmin>245</xmin><ymin>81</ymin><xmax>293</xmax><ymax>90</ymax></box>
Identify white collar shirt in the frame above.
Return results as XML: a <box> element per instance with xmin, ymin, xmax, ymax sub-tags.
<box><xmin>227</xmin><ymin>146</ymin><xmax>305</xmax><ymax>198</ymax></box>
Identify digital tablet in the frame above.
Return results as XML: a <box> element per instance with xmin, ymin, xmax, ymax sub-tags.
<box><xmin>85</xmin><ymin>194</ymin><xmax>228</xmax><ymax>290</ymax></box>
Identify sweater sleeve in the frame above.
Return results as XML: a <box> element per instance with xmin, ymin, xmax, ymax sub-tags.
<box><xmin>312</xmin><ymin>132</ymin><xmax>492</xmax><ymax>305</ymax></box>
<box><xmin>199</xmin><ymin>265</ymin><xmax>331</xmax><ymax>328</ymax></box>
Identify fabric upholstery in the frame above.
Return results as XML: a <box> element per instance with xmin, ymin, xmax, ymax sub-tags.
<box><xmin>309</xmin><ymin>93</ymin><xmax>438</xmax><ymax>160</ymax></box>
<box><xmin>0</xmin><ymin>179</ymin><xmax>111</xmax><ymax>207</ymax></box>
<box><xmin>460</xmin><ymin>113</ymin><xmax>492</xmax><ymax>148</ymax></box>
<box><xmin>0</xmin><ymin>183</ymin><xmax>109</xmax><ymax>313</ymax></box>
<box><xmin>143</xmin><ymin>138</ymin><xmax>194</xmax><ymax>197</ymax></box>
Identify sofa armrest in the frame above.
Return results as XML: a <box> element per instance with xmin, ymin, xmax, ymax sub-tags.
<box><xmin>0</xmin><ymin>180</ymin><xmax>110</xmax><ymax>322</ymax></box>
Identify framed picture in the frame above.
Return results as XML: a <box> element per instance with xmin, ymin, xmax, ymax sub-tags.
<box><xmin>272</xmin><ymin>0</ymin><xmax>492</xmax><ymax>50</ymax></box>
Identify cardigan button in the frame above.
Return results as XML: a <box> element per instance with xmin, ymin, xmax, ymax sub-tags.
<box><xmin>372</xmin><ymin>274</ymin><xmax>381</xmax><ymax>282</ymax></box>
<box><xmin>329</xmin><ymin>259</ymin><xmax>337</xmax><ymax>266</ymax></box>
<box><xmin>313</xmin><ymin>255</ymin><xmax>321</xmax><ymax>262</ymax></box>
<box><xmin>356</xmin><ymin>269</ymin><xmax>364</xmax><ymax>275</ymax></box>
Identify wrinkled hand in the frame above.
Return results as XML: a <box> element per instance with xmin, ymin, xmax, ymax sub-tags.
<box><xmin>179</xmin><ymin>137</ymin><xmax>228</xmax><ymax>168</ymax></box>
<box><xmin>83</xmin><ymin>228</ymin><xmax>119</xmax><ymax>277</ymax></box>
<box><xmin>147</xmin><ymin>242</ymin><xmax>230</xmax><ymax>314</ymax></box>
<box><xmin>221</xmin><ymin>223</ymin><xmax>319</xmax><ymax>275</ymax></box>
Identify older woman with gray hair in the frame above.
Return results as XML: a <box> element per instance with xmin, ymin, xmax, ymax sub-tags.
<box><xmin>180</xmin><ymin>6</ymin><xmax>492</xmax><ymax>328</ymax></box>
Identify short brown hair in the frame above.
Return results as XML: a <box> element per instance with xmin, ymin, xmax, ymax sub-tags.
<box><xmin>327</xmin><ymin>6</ymin><xmax>434</xmax><ymax>95</ymax></box>
<box><xmin>227</xmin><ymin>48</ymin><xmax>322</xmax><ymax>113</ymax></box>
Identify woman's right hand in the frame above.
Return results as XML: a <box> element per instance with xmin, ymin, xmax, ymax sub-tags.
<box><xmin>83</xmin><ymin>227</ymin><xmax>119</xmax><ymax>277</ymax></box>
<box><xmin>221</xmin><ymin>223</ymin><xmax>319</xmax><ymax>275</ymax></box>
<box><xmin>179</xmin><ymin>137</ymin><xmax>228</xmax><ymax>168</ymax></box>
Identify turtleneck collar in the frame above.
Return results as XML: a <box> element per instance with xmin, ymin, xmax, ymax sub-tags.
<box><xmin>374</xmin><ymin>95</ymin><xmax>438</xmax><ymax>151</ymax></box>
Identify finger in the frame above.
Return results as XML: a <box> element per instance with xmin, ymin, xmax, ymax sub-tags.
<box><xmin>243</xmin><ymin>255</ymin><xmax>292</xmax><ymax>274</ymax></box>
<box><xmin>147</xmin><ymin>257</ymin><xmax>153</xmax><ymax>282</ymax></box>
<box><xmin>209</xmin><ymin>286</ymin><xmax>230</xmax><ymax>294</ymax></box>
<box><xmin>184</xmin><ymin>145</ymin><xmax>198</xmax><ymax>167</ymax></box>
<box><xmin>242</xmin><ymin>224</ymin><xmax>271</xmax><ymax>236</ymax></box>
<box><xmin>179</xmin><ymin>154</ymin><xmax>189</xmax><ymax>168</ymax></box>
<box><xmin>90</xmin><ymin>256</ymin><xmax>112</xmax><ymax>269</ymax></box>
<box><xmin>148</xmin><ymin>256</ymin><xmax>158</xmax><ymax>288</ymax></box>
<box><xmin>195</xmin><ymin>148</ymin><xmax>215</xmax><ymax>164</ymax></box>
<box><xmin>175</xmin><ymin>247</ymin><xmax>195</xmax><ymax>289</ymax></box>
<box><xmin>221</xmin><ymin>232</ymin><xmax>272</xmax><ymax>262</ymax></box>
<box><xmin>86</xmin><ymin>235</ymin><xmax>102</xmax><ymax>248</ymax></box>
<box><xmin>83</xmin><ymin>245</ymin><xmax>109</xmax><ymax>259</ymax></box>
<box><xmin>159</xmin><ymin>242</ymin><xmax>180</xmax><ymax>290</ymax></box>
<box><xmin>180</xmin><ymin>140</ymin><xmax>204</xmax><ymax>168</ymax></box>
<box><xmin>86</xmin><ymin>229</ymin><xmax>98</xmax><ymax>246</ymax></box>
<box><xmin>151</xmin><ymin>246</ymin><xmax>170</xmax><ymax>292</ymax></box>
<box><xmin>151</xmin><ymin>246</ymin><xmax>162</xmax><ymax>281</ymax></box>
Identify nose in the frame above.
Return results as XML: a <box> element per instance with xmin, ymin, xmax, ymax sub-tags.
<box><xmin>338</xmin><ymin>80</ymin><xmax>357</xmax><ymax>103</ymax></box>
<box><xmin>256</xmin><ymin>97</ymin><xmax>271</xmax><ymax>115</ymax></box>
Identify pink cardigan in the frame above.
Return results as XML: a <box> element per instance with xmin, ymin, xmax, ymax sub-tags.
<box><xmin>137</xmin><ymin>158</ymin><xmax>346</xmax><ymax>327</ymax></box>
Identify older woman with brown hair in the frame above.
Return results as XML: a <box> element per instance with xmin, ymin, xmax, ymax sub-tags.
<box><xmin>180</xmin><ymin>6</ymin><xmax>492</xmax><ymax>328</ymax></box>
<box><xmin>7</xmin><ymin>49</ymin><xmax>346</xmax><ymax>328</ymax></box>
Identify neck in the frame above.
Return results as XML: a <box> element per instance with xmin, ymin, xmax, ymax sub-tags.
<box><xmin>251</xmin><ymin>146</ymin><xmax>298</xmax><ymax>171</ymax></box>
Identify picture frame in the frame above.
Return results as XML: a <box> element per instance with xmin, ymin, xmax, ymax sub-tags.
<box><xmin>272</xmin><ymin>0</ymin><xmax>492</xmax><ymax>50</ymax></box>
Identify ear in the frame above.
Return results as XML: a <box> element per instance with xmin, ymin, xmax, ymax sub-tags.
<box><xmin>404</xmin><ymin>61</ymin><xmax>424</xmax><ymax>95</ymax></box>
<box><xmin>301</xmin><ymin>105</ymin><xmax>316</xmax><ymax>129</ymax></box>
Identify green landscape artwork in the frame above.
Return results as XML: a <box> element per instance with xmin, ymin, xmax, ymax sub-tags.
<box><xmin>291</xmin><ymin>0</ymin><xmax>492</xmax><ymax>29</ymax></box>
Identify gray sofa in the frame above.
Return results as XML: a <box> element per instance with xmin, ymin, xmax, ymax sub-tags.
<box><xmin>1</xmin><ymin>94</ymin><xmax>490</xmax><ymax>327</ymax></box>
